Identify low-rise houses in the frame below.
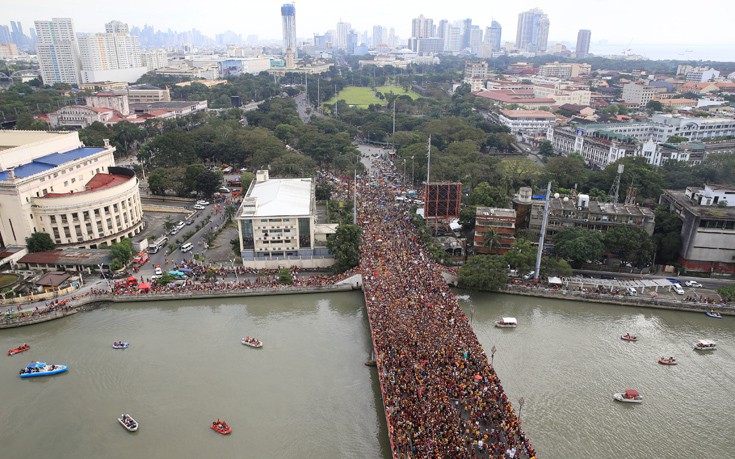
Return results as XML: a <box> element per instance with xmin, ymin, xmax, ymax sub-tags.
<box><xmin>497</xmin><ymin>109</ymin><xmax>557</xmax><ymax>135</ymax></box>
<box><xmin>473</xmin><ymin>207</ymin><xmax>516</xmax><ymax>255</ymax></box>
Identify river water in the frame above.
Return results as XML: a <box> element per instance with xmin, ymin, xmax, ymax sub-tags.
<box><xmin>1</xmin><ymin>291</ymin><xmax>734</xmax><ymax>458</ymax></box>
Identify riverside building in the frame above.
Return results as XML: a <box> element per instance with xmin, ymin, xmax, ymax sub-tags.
<box><xmin>235</xmin><ymin>170</ymin><xmax>335</xmax><ymax>269</ymax></box>
<box><xmin>0</xmin><ymin>131</ymin><xmax>144</xmax><ymax>251</ymax></box>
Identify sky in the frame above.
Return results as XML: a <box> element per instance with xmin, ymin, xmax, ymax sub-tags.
<box><xmin>5</xmin><ymin>0</ymin><xmax>735</xmax><ymax>60</ymax></box>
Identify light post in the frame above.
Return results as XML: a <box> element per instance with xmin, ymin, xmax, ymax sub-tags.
<box><xmin>491</xmin><ymin>345</ymin><xmax>496</xmax><ymax>366</ymax></box>
<box><xmin>411</xmin><ymin>155</ymin><xmax>415</xmax><ymax>186</ymax></box>
<box><xmin>403</xmin><ymin>159</ymin><xmax>406</xmax><ymax>186</ymax></box>
<box><xmin>230</xmin><ymin>258</ymin><xmax>239</xmax><ymax>282</ymax></box>
<box><xmin>518</xmin><ymin>397</ymin><xmax>525</xmax><ymax>420</ymax></box>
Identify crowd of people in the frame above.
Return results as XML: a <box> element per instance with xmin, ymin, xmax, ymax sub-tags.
<box><xmin>357</xmin><ymin>152</ymin><xmax>534</xmax><ymax>458</ymax></box>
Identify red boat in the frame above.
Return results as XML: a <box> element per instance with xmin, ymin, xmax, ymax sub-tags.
<box><xmin>620</xmin><ymin>334</ymin><xmax>638</xmax><ymax>342</ymax></box>
<box><xmin>658</xmin><ymin>357</ymin><xmax>678</xmax><ymax>365</ymax></box>
<box><xmin>7</xmin><ymin>344</ymin><xmax>30</xmax><ymax>356</ymax></box>
<box><xmin>210</xmin><ymin>420</ymin><xmax>231</xmax><ymax>435</ymax></box>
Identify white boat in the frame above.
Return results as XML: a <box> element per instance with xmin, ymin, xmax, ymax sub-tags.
<box><xmin>694</xmin><ymin>339</ymin><xmax>716</xmax><ymax>351</ymax></box>
<box><xmin>495</xmin><ymin>317</ymin><xmax>517</xmax><ymax>328</ymax></box>
<box><xmin>614</xmin><ymin>389</ymin><xmax>643</xmax><ymax>403</ymax></box>
<box><xmin>118</xmin><ymin>414</ymin><xmax>138</xmax><ymax>432</ymax></box>
<box><xmin>241</xmin><ymin>337</ymin><xmax>263</xmax><ymax>348</ymax></box>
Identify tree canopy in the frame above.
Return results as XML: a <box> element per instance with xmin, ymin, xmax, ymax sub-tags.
<box><xmin>26</xmin><ymin>232</ymin><xmax>55</xmax><ymax>252</ymax></box>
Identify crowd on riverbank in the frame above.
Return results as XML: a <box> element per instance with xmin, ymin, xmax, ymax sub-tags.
<box><xmin>358</xmin><ymin>153</ymin><xmax>534</xmax><ymax>458</ymax></box>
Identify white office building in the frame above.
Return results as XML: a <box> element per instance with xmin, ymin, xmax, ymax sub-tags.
<box><xmin>235</xmin><ymin>170</ymin><xmax>335</xmax><ymax>269</ymax></box>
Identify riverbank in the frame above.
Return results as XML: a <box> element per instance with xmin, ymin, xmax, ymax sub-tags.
<box><xmin>501</xmin><ymin>284</ymin><xmax>735</xmax><ymax>315</ymax></box>
<box><xmin>1</xmin><ymin>283</ymin><xmax>357</xmax><ymax>328</ymax></box>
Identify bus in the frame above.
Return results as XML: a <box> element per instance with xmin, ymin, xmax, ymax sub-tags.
<box><xmin>147</xmin><ymin>236</ymin><xmax>169</xmax><ymax>254</ymax></box>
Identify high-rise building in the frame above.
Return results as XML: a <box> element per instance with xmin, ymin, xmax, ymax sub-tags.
<box><xmin>335</xmin><ymin>21</ymin><xmax>351</xmax><ymax>50</ymax></box>
<box><xmin>515</xmin><ymin>8</ymin><xmax>550</xmax><ymax>53</ymax></box>
<box><xmin>281</xmin><ymin>3</ymin><xmax>297</xmax><ymax>53</ymax></box>
<box><xmin>10</xmin><ymin>21</ymin><xmax>26</xmax><ymax>48</ymax></box>
<box><xmin>0</xmin><ymin>25</ymin><xmax>11</xmax><ymax>44</ymax></box>
<box><xmin>373</xmin><ymin>25</ymin><xmax>386</xmax><ymax>47</ymax></box>
<box><xmin>34</xmin><ymin>18</ymin><xmax>81</xmax><ymax>85</ymax></box>
<box><xmin>411</xmin><ymin>15</ymin><xmax>434</xmax><ymax>39</ymax></box>
<box><xmin>486</xmin><ymin>20</ymin><xmax>502</xmax><ymax>52</ymax></box>
<box><xmin>77</xmin><ymin>21</ymin><xmax>143</xmax><ymax>82</ymax></box>
<box><xmin>575</xmin><ymin>29</ymin><xmax>591</xmax><ymax>58</ymax></box>
<box><xmin>461</xmin><ymin>19</ymin><xmax>472</xmax><ymax>50</ymax></box>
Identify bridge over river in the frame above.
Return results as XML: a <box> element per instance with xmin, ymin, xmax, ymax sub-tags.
<box><xmin>357</xmin><ymin>149</ymin><xmax>534</xmax><ymax>458</ymax></box>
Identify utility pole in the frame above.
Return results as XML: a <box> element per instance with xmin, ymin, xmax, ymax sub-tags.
<box><xmin>426</xmin><ymin>135</ymin><xmax>431</xmax><ymax>185</ymax></box>
<box><xmin>353</xmin><ymin>169</ymin><xmax>357</xmax><ymax>224</ymax></box>
<box><xmin>392</xmin><ymin>99</ymin><xmax>396</xmax><ymax>136</ymax></box>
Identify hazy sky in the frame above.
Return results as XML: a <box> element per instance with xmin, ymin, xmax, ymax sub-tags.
<box><xmin>6</xmin><ymin>0</ymin><xmax>735</xmax><ymax>53</ymax></box>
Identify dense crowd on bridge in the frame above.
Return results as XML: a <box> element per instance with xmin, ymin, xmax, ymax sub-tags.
<box><xmin>358</xmin><ymin>153</ymin><xmax>534</xmax><ymax>458</ymax></box>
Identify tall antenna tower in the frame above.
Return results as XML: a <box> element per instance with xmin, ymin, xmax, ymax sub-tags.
<box><xmin>608</xmin><ymin>164</ymin><xmax>624</xmax><ymax>203</ymax></box>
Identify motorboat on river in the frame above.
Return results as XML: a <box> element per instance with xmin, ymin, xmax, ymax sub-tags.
<box><xmin>614</xmin><ymin>389</ymin><xmax>643</xmax><ymax>403</ymax></box>
<box><xmin>705</xmin><ymin>311</ymin><xmax>722</xmax><ymax>319</ymax></box>
<box><xmin>621</xmin><ymin>334</ymin><xmax>638</xmax><ymax>342</ymax></box>
<box><xmin>112</xmin><ymin>341</ymin><xmax>129</xmax><ymax>349</ymax></box>
<box><xmin>211</xmin><ymin>419</ymin><xmax>231</xmax><ymax>435</ymax></box>
<box><xmin>7</xmin><ymin>343</ymin><xmax>30</xmax><ymax>356</ymax></box>
<box><xmin>658</xmin><ymin>357</ymin><xmax>678</xmax><ymax>365</ymax></box>
<box><xmin>241</xmin><ymin>337</ymin><xmax>263</xmax><ymax>348</ymax></box>
<box><xmin>118</xmin><ymin>414</ymin><xmax>138</xmax><ymax>432</ymax></box>
<box><xmin>19</xmin><ymin>361</ymin><xmax>67</xmax><ymax>378</ymax></box>
<box><xmin>495</xmin><ymin>317</ymin><xmax>517</xmax><ymax>328</ymax></box>
<box><xmin>694</xmin><ymin>339</ymin><xmax>716</xmax><ymax>351</ymax></box>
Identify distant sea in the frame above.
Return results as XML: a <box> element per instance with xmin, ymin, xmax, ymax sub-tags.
<box><xmin>589</xmin><ymin>42</ymin><xmax>734</xmax><ymax>63</ymax></box>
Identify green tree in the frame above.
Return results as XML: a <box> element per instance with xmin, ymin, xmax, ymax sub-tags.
<box><xmin>278</xmin><ymin>268</ymin><xmax>293</xmax><ymax>284</ymax></box>
<box><xmin>653</xmin><ymin>205</ymin><xmax>683</xmax><ymax>265</ymax></box>
<box><xmin>458</xmin><ymin>255</ymin><xmax>508</xmax><ymax>291</ymax></box>
<box><xmin>468</xmin><ymin>182</ymin><xmax>510</xmax><ymax>208</ymax></box>
<box><xmin>26</xmin><ymin>232</ymin><xmax>55</xmax><ymax>252</ymax></box>
<box><xmin>553</xmin><ymin>228</ymin><xmax>604</xmax><ymax>268</ymax></box>
<box><xmin>666</xmin><ymin>135</ymin><xmax>688</xmax><ymax>144</ymax></box>
<box><xmin>327</xmin><ymin>224</ymin><xmax>362</xmax><ymax>274</ymax></box>
<box><xmin>503</xmin><ymin>239</ymin><xmax>537</xmax><ymax>273</ymax></box>
<box><xmin>315</xmin><ymin>183</ymin><xmax>334</xmax><ymax>201</ymax></box>
<box><xmin>538</xmin><ymin>140</ymin><xmax>554</xmax><ymax>156</ymax></box>
<box><xmin>109</xmin><ymin>238</ymin><xmax>134</xmax><ymax>271</ymax></box>
<box><xmin>603</xmin><ymin>226</ymin><xmax>655</xmax><ymax>267</ymax></box>
<box><xmin>230</xmin><ymin>238</ymin><xmax>241</xmax><ymax>257</ymax></box>
<box><xmin>459</xmin><ymin>205</ymin><xmax>477</xmax><ymax>232</ymax></box>
<box><xmin>543</xmin><ymin>154</ymin><xmax>588</xmax><ymax>189</ymax></box>
<box><xmin>717</xmin><ymin>284</ymin><xmax>735</xmax><ymax>302</ymax></box>
<box><xmin>646</xmin><ymin>100</ymin><xmax>663</xmax><ymax>112</ymax></box>
<box><xmin>540</xmin><ymin>257</ymin><xmax>573</xmax><ymax>277</ymax></box>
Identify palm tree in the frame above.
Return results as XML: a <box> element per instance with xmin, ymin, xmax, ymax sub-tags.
<box><xmin>482</xmin><ymin>229</ymin><xmax>500</xmax><ymax>253</ymax></box>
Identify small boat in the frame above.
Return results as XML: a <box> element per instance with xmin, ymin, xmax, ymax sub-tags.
<box><xmin>211</xmin><ymin>420</ymin><xmax>231</xmax><ymax>435</ymax></box>
<box><xmin>614</xmin><ymin>389</ymin><xmax>643</xmax><ymax>403</ymax></box>
<box><xmin>118</xmin><ymin>414</ymin><xmax>139</xmax><ymax>432</ymax></box>
<box><xmin>495</xmin><ymin>317</ymin><xmax>517</xmax><ymax>328</ymax></box>
<box><xmin>694</xmin><ymin>339</ymin><xmax>716</xmax><ymax>351</ymax></box>
<box><xmin>705</xmin><ymin>311</ymin><xmax>722</xmax><ymax>319</ymax></box>
<box><xmin>658</xmin><ymin>357</ymin><xmax>678</xmax><ymax>365</ymax></box>
<box><xmin>19</xmin><ymin>361</ymin><xmax>68</xmax><ymax>378</ymax></box>
<box><xmin>620</xmin><ymin>334</ymin><xmax>638</xmax><ymax>342</ymax></box>
<box><xmin>112</xmin><ymin>342</ymin><xmax>129</xmax><ymax>349</ymax></box>
<box><xmin>7</xmin><ymin>343</ymin><xmax>30</xmax><ymax>356</ymax></box>
<box><xmin>241</xmin><ymin>337</ymin><xmax>263</xmax><ymax>348</ymax></box>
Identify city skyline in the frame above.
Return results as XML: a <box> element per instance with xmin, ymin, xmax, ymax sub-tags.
<box><xmin>3</xmin><ymin>0</ymin><xmax>734</xmax><ymax>60</ymax></box>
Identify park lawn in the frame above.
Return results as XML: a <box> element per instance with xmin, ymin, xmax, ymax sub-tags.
<box><xmin>376</xmin><ymin>85</ymin><xmax>421</xmax><ymax>100</ymax></box>
<box><xmin>327</xmin><ymin>86</ymin><xmax>384</xmax><ymax>107</ymax></box>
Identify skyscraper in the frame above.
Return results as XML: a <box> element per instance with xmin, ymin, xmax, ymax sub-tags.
<box><xmin>461</xmin><ymin>18</ymin><xmax>472</xmax><ymax>50</ymax></box>
<box><xmin>515</xmin><ymin>8</ymin><xmax>550</xmax><ymax>53</ymax></box>
<box><xmin>335</xmin><ymin>21</ymin><xmax>351</xmax><ymax>50</ymax></box>
<box><xmin>486</xmin><ymin>20</ymin><xmax>502</xmax><ymax>52</ymax></box>
<box><xmin>373</xmin><ymin>25</ymin><xmax>386</xmax><ymax>47</ymax></box>
<box><xmin>576</xmin><ymin>29</ymin><xmax>591</xmax><ymax>58</ymax></box>
<box><xmin>34</xmin><ymin>18</ymin><xmax>81</xmax><ymax>85</ymax></box>
<box><xmin>78</xmin><ymin>21</ymin><xmax>142</xmax><ymax>73</ymax></box>
<box><xmin>411</xmin><ymin>15</ymin><xmax>434</xmax><ymax>39</ymax></box>
<box><xmin>281</xmin><ymin>3</ymin><xmax>296</xmax><ymax>53</ymax></box>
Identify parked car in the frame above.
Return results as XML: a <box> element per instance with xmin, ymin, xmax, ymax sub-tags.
<box><xmin>685</xmin><ymin>280</ymin><xmax>703</xmax><ymax>288</ymax></box>
<box><xmin>170</xmin><ymin>228</ymin><xmax>180</xmax><ymax>235</ymax></box>
<box><xmin>185</xmin><ymin>219</ymin><xmax>194</xmax><ymax>225</ymax></box>
<box><xmin>672</xmin><ymin>284</ymin><xmax>685</xmax><ymax>295</ymax></box>
<box><xmin>193</xmin><ymin>204</ymin><xmax>205</xmax><ymax>210</ymax></box>
<box><xmin>154</xmin><ymin>266</ymin><xmax>163</xmax><ymax>276</ymax></box>
<box><xmin>523</xmin><ymin>271</ymin><xmax>536</xmax><ymax>280</ymax></box>
<box><xmin>196</xmin><ymin>200</ymin><xmax>210</xmax><ymax>206</ymax></box>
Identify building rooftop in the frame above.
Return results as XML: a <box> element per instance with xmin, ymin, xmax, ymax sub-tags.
<box><xmin>18</xmin><ymin>249</ymin><xmax>112</xmax><ymax>267</ymax></box>
<box><xmin>500</xmin><ymin>109</ymin><xmax>556</xmax><ymax>119</ymax></box>
<box><xmin>664</xmin><ymin>189</ymin><xmax>735</xmax><ymax>219</ymax></box>
<box><xmin>243</xmin><ymin>177</ymin><xmax>313</xmax><ymax>217</ymax></box>
<box><xmin>0</xmin><ymin>146</ymin><xmax>105</xmax><ymax>181</ymax></box>
<box><xmin>43</xmin><ymin>171</ymin><xmax>133</xmax><ymax>198</ymax></box>
<box><xmin>476</xmin><ymin>207</ymin><xmax>516</xmax><ymax>218</ymax></box>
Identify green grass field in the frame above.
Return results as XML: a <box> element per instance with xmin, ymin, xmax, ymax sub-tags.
<box><xmin>327</xmin><ymin>86</ymin><xmax>421</xmax><ymax>107</ymax></box>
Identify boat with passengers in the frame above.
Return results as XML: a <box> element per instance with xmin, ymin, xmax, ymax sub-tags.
<box><xmin>658</xmin><ymin>356</ymin><xmax>678</xmax><ymax>365</ymax></box>
<box><xmin>19</xmin><ymin>361</ymin><xmax>68</xmax><ymax>378</ymax></box>
<box><xmin>7</xmin><ymin>343</ymin><xmax>30</xmax><ymax>356</ymax></box>
<box><xmin>621</xmin><ymin>333</ymin><xmax>638</xmax><ymax>342</ymax></box>
<box><xmin>705</xmin><ymin>310</ymin><xmax>722</xmax><ymax>319</ymax></box>
<box><xmin>694</xmin><ymin>339</ymin><xmax>716</xmax><ymax>351</ymax></box>
<box><xmin>241</xmin><ymin>337</ymin><xmax>263</xmax><ymax>348</ymax></box>
<box><xmin>495</xmin><ymin>317</ymin><xmax>518</xmax><ymax>328</ymax></box>
<box><xmin>118</xmin><ymin>414</ymin><xmax>139</xmax><ymax>432</ymax></box>
<box><xmin>211</xmin><ymin>419</ymin><xmax>231</xmax><ymax>435</ymax></box>
<box><xmin>614</xmin><ymin>389</ymin><xmax>643</xmax><ymax>403</ymax></box>
<box><xmin>112</xmin><ymin>341</ymin><xmax>129</xmax><ymax>349</ymax></box>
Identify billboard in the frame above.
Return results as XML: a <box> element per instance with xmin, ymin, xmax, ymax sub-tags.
<box><xmin>424</xmin><ymin>182</ymin><xmax>462</xmax><ymax>219</ymax></box>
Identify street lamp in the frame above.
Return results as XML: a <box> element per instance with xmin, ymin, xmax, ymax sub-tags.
<box><xmin>403</xmin><ymin>159</ymin><xmax>406</xmax><ymax>186</ymax></box>
<box><xmin>518</xmin><ymin>397</ymin><xmax>525</xmax><ymax>420</ymax></box>
<box><xmin>411</xmin><ymin>155</ymin><xmax>415</xmax><ymax>186</ymax></box>
<box><xmin>230</xmin><ymin>258</ymin><xmax>239</xmax><ymax>282</ymax></box>
<box><xmin>491</xmin><ymin>345</ymin><xmax>496</xmax><ymax>366</ymax></box>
